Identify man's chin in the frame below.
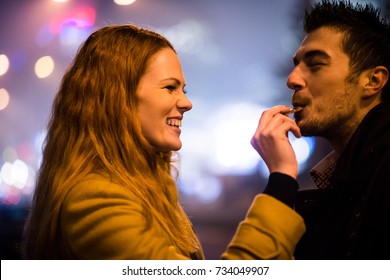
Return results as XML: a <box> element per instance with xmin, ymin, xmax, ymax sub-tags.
<box><xmin>296</xmin><ymin>123</ymin><xmax>314</xmax><ymax>137</ymax></box>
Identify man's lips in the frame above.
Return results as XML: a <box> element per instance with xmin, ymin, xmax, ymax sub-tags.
<box><xmin>284</xmin><ymin>106</ymin><xmax>303</xmax><ymax>116</ymax></box>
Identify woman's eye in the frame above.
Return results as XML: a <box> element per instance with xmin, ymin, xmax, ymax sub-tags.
<box><xmin>165</xmin><ymin>85</ymin><xmax>176</xmax><ymax>92</ymax></box>
<box><xmin>164</xmin><ymin>85</ymin><xmax>187</xmax><ymax>94</ymax></box>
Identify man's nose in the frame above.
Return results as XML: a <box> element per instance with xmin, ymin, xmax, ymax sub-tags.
<box><xmin>287</xmin><ymin>67</ymin><xmax>305</xmax><ymax>91</ymax></box>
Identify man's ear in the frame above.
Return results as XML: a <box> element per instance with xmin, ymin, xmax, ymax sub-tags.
<box><xmin>362</xmin><ymin>66</ymin><xmax>389</xmax><ymax>98</ymax></box>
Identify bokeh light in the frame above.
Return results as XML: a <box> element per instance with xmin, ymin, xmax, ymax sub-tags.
<box><xmin>49</xmin><ymin>6</ymin><xmax>96</xmax><ymax>34</ymax></box>
<box><xmin>292</xmin><ymin>136</ymin><xmax>316</xmax><ymax>165</ymax></box>
<box><xmin>35</xmin><ymin>56</ymin><xmax>55</xmax><ymax>78</ymax></box>
<box><xmin>114</xmin><ymin>0</ymin><xmax>137</xmax><ymax>5</ymax></box>
<box><xmin>205</xmin><ymin>102</ymin><xmax>264</xmax><ymax>176</ymax></box>
<box><xmin>0</xmin><ymin>88</ymin><xmax>10</xmax><ymax>110</ymax></box>
<box><xmin>0</xmin><ymin>54</ymin><xmax>10</xmax><ymax>76</ymax></box>
<box><xmin>179</xmin><ymin>175</ymin><xmax>222</xmax><ymax>204</ymax></box>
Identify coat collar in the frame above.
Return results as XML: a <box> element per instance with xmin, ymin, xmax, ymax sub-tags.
<box><xmin>330</xmin><ymin>101</ymin><xmax>390</xmax><ymax>187</ymax></box>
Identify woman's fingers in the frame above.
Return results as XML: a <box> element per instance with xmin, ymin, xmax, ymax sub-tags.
<box><xmin>251</xmin><ymin>105</ymin><xmax>301</xmax><ymax>178</ymax></box>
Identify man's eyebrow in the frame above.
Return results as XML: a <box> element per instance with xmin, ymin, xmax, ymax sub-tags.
<box><xmin>293</xmin><ymin>50</ymin><xmax>331</xmax><ymax>66</ymax></box>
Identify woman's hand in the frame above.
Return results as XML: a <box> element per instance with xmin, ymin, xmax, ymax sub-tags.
<box><xmin>251</xmin><ymin>105</ymin><xmax>302</xmax><ymax>179</ymax></box>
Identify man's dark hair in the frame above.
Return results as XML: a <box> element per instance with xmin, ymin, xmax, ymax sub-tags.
<box><xmin>304</xmin><ymin>0</ymin><xmax>390</xmax><ymax>100</ymax></box>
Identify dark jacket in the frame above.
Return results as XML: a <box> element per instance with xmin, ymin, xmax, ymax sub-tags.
<box><xmin>265</xmin><ymin>101</ymin><xmax>390</xmax><ymax>259</ymax></box>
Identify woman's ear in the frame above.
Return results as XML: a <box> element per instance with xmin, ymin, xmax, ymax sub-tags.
<box><xmin>362</xmin><ymin>66</ymin><xmax>389</xmax><ymax>98</ymax></box>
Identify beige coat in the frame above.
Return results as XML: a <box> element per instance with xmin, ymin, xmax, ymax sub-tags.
<box><xmin>59</xmin><ymin>174</ymin><xmax>305</xmax><ymax>259</ymax></box>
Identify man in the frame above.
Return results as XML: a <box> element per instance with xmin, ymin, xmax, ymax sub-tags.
<box><xmin>251</xmin><ymin>0</ymin><xmax>390</xmax><ymax>259</ymax></box>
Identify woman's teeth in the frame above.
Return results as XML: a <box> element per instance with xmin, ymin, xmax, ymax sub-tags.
<box><xmin>166</xmin><ymin>119</ymin><xmax>181</xmax><ymax>127</ymax></box>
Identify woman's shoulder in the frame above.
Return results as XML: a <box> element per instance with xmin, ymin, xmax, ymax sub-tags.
<box><xmin>62</xmin><ymin>173</ymin><xmax>143</xmax><ymax>215</ymax></box>
<box><xmin>67</xmin><ymin>173</ymin><xmax>136</xmax><ymax>199</ymax></box>
<box><xmin>59</xmin><ymin>173</ymin><xmax>188</xmax><ymax>259</ymax></box>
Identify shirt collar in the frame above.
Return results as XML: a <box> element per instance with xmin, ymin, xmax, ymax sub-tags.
<box><xmin>310</xmin><ymin>151</ymin><xmax>338</xmax><ymax>189</ymax></box>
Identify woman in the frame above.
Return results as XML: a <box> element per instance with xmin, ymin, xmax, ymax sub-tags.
<box><xmin>22</xmin><ymin>25</ymin><xmax>304</xmax><ymax>259</ymax></box>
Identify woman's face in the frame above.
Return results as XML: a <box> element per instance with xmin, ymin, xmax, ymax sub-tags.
<box><xmin>137</xmin><ymin>48</ymin><xmax>192</xmax><ymax>152</ymax></box>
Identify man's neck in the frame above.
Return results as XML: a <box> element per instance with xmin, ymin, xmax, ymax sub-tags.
<box><xmin>328</xmin><ymin>101</ymin><xmax>380</xmax><ymax>155</ymax></box>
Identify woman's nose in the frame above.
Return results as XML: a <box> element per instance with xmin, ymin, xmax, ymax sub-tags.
<box><xmin>178</xmin><ymin>93</ymin><xmax>192</xmax><ymax>112</ymax></box>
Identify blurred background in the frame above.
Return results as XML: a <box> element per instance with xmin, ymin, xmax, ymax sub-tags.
<box><xmin>0</xmin><ymin>0</ymin><xmax>388</xmax><ymax>259</ymax></box>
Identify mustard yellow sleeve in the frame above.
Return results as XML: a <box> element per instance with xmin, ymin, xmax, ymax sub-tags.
<box><xmin>221</xmin><ymin>194</ymin><xmax>305</xmax><ymax>260</ymax></box>
<box><xmin>61</xmin><ymin>178</ymin><xmax>191</xmax><ymax>260</ymax></box>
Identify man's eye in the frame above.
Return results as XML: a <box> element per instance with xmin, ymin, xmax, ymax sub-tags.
<box><xmin>308</xmin><ymin>62</ymin><xmax>325</xmax><ymax>68</ymax></box>
<box><xmin>307</xmin><ymin>64</ymin><xmax>324</xmax><ymax>72</ymax></box>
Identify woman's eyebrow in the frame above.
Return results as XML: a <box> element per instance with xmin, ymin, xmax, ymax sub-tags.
<box><xmin>160</xmin><ymin>77</ymin><xmax>185</xmax><ymax>86</ymax></box>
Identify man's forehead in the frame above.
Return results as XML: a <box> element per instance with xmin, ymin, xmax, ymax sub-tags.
<box><xmin>294</xmin><ymin>28</ymin><xmax>344</xmax><ymax>58</ymax></box>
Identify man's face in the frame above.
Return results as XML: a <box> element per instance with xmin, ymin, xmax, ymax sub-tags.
<box><xmin>287</xmin><ymin>26</ymin><xmax>363</xmax><ymax>139</ymax></box>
